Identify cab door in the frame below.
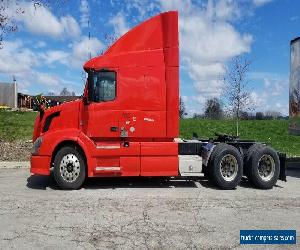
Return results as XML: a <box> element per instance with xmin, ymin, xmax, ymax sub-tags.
<box><xmin>82</xmin><ymin>69</ymin><xmax>140</xmax><ymax>176</ymax></box>
<box><xmin>84</xmin><ymin>69</ymin><xmax>119</xmax><ymax>138</ymax></box>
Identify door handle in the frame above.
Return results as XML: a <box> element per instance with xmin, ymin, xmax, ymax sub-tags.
<box><xmin>110</xmin><ymin>126</ymin><xmax>118</xmax><ymax>132</ymax></box>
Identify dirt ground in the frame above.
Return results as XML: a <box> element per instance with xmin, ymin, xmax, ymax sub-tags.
<box><xmin>0</xmin><ymin>140</ymin><xmax>32</xmax><ymax>161</ymax></box>
<box><xmin>0</xmin><ymin>167</ymin><xmax>299</xmax><ymax>249</ymax></box>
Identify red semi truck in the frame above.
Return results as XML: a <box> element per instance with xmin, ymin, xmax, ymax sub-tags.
<box><xmin>30</xmin><ymin>11</ymin><xmax>286</xmax><ymax>190</ymax></box>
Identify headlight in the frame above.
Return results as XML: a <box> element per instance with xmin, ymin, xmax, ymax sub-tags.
<box><xmin>32</xmin><ymin>137</ymin><xmax>43</xmax><ymax>155</ymax></box>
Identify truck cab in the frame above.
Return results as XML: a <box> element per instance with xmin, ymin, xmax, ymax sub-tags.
<box><xmin>30</xmin><ymin>11</ymin><xmax>285</xmax><ymax>190</ymax></box>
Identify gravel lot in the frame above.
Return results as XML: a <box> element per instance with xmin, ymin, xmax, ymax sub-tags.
<box><xmin>0</xmin><ymin>141</ymin><xmax>32</xmax><ymax>161</ymax></box>
<box><xmin>0</xmin><ymin>167</ymin><xmax>299</xmax><ymax>250</ymax></box>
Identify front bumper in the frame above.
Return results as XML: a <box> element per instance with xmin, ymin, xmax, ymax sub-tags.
<box><xmin>30</xmin><ymin>155</ymin><xmax>51</xmax><ymax>175</ymax></box>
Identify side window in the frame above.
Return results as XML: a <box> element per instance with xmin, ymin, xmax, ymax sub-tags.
<box><xmin>93</xmin><ymin>71</ymin><xmax>116</xmax><ymax>102</ymax></box>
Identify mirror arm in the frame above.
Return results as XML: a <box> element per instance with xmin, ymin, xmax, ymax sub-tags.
<box><xmin>83</xmin><ymin>96</ymin><xmax>89</xmax><ymax>105</ymax></box>
<box><xmin>87</xmin><ymin>70</ymin><xmax>94</xmax><ymax>103</ymax></box>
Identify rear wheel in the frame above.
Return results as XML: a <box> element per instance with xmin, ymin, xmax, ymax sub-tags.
<box><xmin>53</xmin><ymin>146</ymin><xmax>86</xmax><ymax>190</ymax></box>
<box><xmin>244</xmin><ymin>144</ymin><xmax>265</xmax><ymax>177</ymax></box>
<box><xmin>208</xmin><ymin>143</ymin><xmax>243</xmax><ymax>189</ymax></box>
<box><xmin>247</xmin><ymin>146</ymin><xmax>280</xmax><ymax>189</ymax></box>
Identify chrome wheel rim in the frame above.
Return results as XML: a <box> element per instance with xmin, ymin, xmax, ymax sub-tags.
<box><xmin>258</xmin><ymin>154</ymin><xmax>275</xmax><ymax>181</ymax></box>
<box><xmin>220</xmin><ymin>154</ymin><xmax>238</xmax><ymax>182</ymax></box>
<box><xmin>60</xmin><ymin>154</ymin><xmax>80</xmax><ymax>182</ymax></box>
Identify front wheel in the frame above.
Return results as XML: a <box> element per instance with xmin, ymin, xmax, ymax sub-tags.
<box><xmin>208</xmin><ymin>143</ymin><xmax>243</xmax><ymax>190</ymax></box>
<box><xmin>53</xmin><ymin>146</ymin><xmax>86</xmax><ymax>190</ymax></box>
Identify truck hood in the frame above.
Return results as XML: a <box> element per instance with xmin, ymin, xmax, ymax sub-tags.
<box><xmin>44</xmin><ymin>99</ymin><xmax>81</xmax><ymax>114</ymax></box>
<box><xmin>33</xmin><ymin>99</ymin><xmax>81</xmax><ymax>141</ymax></box>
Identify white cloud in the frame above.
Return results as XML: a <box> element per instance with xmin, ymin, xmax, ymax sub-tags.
<box><xmin>0</xmin><ymin>3</ymin><xmax>104</xmax><ymax>95</ymax></box>
<box><xmin>180</xmin><ymin>16</ymin><xmax>252</xmax><ymax>63</ymax></box>
<box><xmin>250</xmin><ymin>92</ymin><xmax>288</xmax><ymax>115</ymax></box>
<box><xmin>248</xmin><ymin>73</ymin><xmax>289</xmax><ymax>115</ymax></box>
<box><xmin>263</xmin><ymin>78</ymin><xmax>271</xmax><ymax>88</ymax></box>
<box><xmin>159</xmin><ymin>0</ymin><xmax>252</xmax><ymax>105</ymax></box>
<box><xmin>123</xmin><ymin>0</ymin><xmax>159</xmax><ymax>21</ymax></box>
<box><xmin>250</xmin><ymin>91</ymin><xmax>264</xmax><ymax>108</ymax></box>
<box><xmin>0</xmin><ymin>41</ymin><xmax>61</xmax><ymax>92</ymax></box>
<box><xmin>159</xmin><ymin>0</ymin><xmax>192</xmax><ymax>14</ymax></box>
<box><xmin>70</xmin><ymin>36</ymin><xmax>104</xmax><ymax>68</ymax></box>
<box><xmin>253</xmin><ymin>0</ymin><xmax>273</xmax><ymax>7</ymax></box>
<box><xmin>181</xmin><ymin>95</ymin><xmax>188</xmax><ymax>102</ymax></box>
<box><xmin>34</xmin><ymin>72</ymin><xmax>60</xmax><ymax>87</ymax></box>
<box><xmin>35</xmin><ymin>41</ymin><xmax>47</xmax><ymax>49</ymax></box>
<box><xmin>60</xmin><ymin>15</ymin><xmax>81</xmax><ymax>38</ymax></box>
<box><xmin>214</xmin><ymin>0</ymin><xmax>240</xmax><ymax>20</ymax></box>
<box><xmin>0</xmin><ymin>37</ymin><xmax>103</xmax><ymax>75</ymax></box>
<box><xmin>80</xmin><ymin>0</ymin><xmax>89</xmax><ymax>28</ymax></box>
<box><xmin>0</xmin><ymin>39</ymin><xmax>86</xmax><ymax>95</ymax></box>
<box><xmin>109</xmin><ymin>12</ymin><xmax>130</xmax><ymax>37</ymax></box>
<box><xmin>40</xmin><ymin>36</ymin><xmax>104</xmax><ymax>69</ymax></box>
<box><xmin>0</xmin><ymin>40</ymin><xmax>38</xmax><ymax>74</ymax></box>
<box><xmin>13</xmin><ymin>2</ymin><xmax>80</xmax><ymax>39</ymax></box>
<box><xmin>40</xmin><ymin>50</ymin><xmax>69</xmax><ymax>65</ymax></box>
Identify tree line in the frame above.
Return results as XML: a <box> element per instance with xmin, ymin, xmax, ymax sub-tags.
<box><xmin>179</xmin><ymin>56</ymin><xmax>288</xmax><ymax>136</ymax></box>
<box><xmin>47</xmin><ymin>87</ymin><xmax>76</xmax><ymax>96</ymax></box>
<box><xmin>180</xmin><ymin>97</ymin><xmax>287</xmax><ymax>120</ymax></box>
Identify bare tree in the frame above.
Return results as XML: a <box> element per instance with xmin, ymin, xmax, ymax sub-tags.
<box><xmin>264</xmin><ymin>110</ymin><xmax>282</xmax><ymax>120</ymax></box>
<box><xmin>60</xmin><ymin>87</ymin><xmax>71</xmax><ymax>96</ymax></box>
<box><xmin>204</xmin><ymin>98</ymin><xmax>223</xmax><ymax>119</ymax></box>
<box><xmin>179</xmin><ymin>96</ymin><xmax>186</xmax><ymax>118</ymax></box>
<box><xmin>255</xmin><ymin>111</ymin><xmax>264</xmax><ymax>120</ymax></box>
<box><xmin>0</xmin><ymin>0</ymin><xmax>22</xmax><ymax>47</ymax></box>
<box><xmin>193</xmin><ymin>113</ymin><xmax>202</xmax><ymax>119</ymax></box>
<box><xmin>224</xmin><ymin>56</ymin><xmax>253</xmax><ymax>136</ymax></box>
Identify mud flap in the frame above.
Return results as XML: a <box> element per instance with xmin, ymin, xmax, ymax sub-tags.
<box><xmin>278</xmin><ymin>152</ymin><xmax>287</xmax><ymax>182</ymax></box>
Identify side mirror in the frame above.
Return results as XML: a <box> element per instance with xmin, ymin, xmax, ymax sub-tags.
<box><xmin>87</xmin><ymin>70</ymin><xmax>94</xmax><ymax>102</ymax></box>
<box><xmin>83</xmin><ymin>96</ymin><xmax>89</xmax><ymax>105</ymax></box>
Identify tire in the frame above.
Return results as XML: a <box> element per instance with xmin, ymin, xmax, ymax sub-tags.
<box><xmin>53</xmin><ymin>146</ymin><xmax>86</xmax><ymax>190</ymax></box>
<box><xmin>244</xmin><ymin>144</ymin><xmax>265</xmax><ymax>177</ymax></box>
<box><xmin>208</xmin><ymin>143</ymin><xmax>243</xmax><ymax>190</ymax></box>
<box><xmin>247</xmin><ymin>146</ymin><xmax>280</xmax><ymax>189</ymax></box>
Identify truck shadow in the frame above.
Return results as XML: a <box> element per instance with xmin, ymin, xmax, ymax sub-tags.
<box><xmin>27</xmin><ymin>173</ymin><xmax>294</xmax><ymax>190</ymax></box>
<box><xmin>85</xmin><ymin>177</ymin><xmax>199</xmax><ymax>189</ymax></box>
<box><xmin>27</xmin><ymin>175</ymin><xmax>205</xmax><ymax>190</ymax></box>
<box><xmin>27</xmin><ymin>175</ymin><xmax>59</xmax><ymax>190</ymax></box>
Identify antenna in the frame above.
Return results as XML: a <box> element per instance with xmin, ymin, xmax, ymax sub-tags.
<box><xmin>82</xmin><ymin>6</ymin><xmax>91</xmax><ymax>88</ymax></box>
<box><xmin>88</xmin><ymin>19</ymin><xmax>91</xmax><ymax>59</ymax></box>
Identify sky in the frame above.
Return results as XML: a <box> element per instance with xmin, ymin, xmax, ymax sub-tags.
<box><xmin>0</xmin><ymin>0</ymin><xmax>299</xmax><ymax>116</ymax></box>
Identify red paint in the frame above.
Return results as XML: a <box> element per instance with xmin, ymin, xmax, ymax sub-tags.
<box><xmin>141</xmin><ymin>156</ymin><xmax>178</xmax><ymax>176</ymax></box>
<box><xmin>30</xmin><ymin>11</ymin><xmax>179</xmax><ymax>178</ymax></box>
<box><xmin>30</xmin><ymin>155</ymin><xmax>51</xmax><ymax>175</ymax></box>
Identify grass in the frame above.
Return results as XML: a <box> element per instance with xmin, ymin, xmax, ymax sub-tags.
<box><xmin>0</xmin><ymin>110</ymin><xmax>38</xmax><ymax>141</ymax></box>
<box><xmin>0</xmin><ymin>110</ymin><xmax>299</xmax><ymax>157</ymax></box>
<box><xmin>181</xmin><ymin>119</ymin><xmax>300</xmax><ymax>157</ymax></box>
